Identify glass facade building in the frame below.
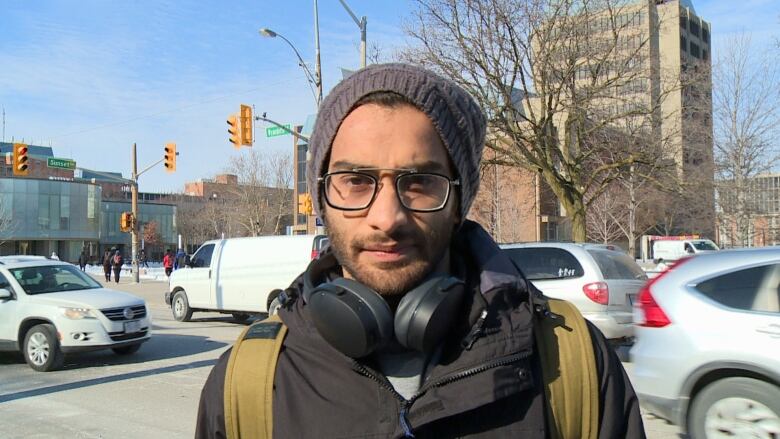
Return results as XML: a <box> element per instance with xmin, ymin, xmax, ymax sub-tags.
<box><xmin>101</xmin><ymin>201</ymin><xmax>177</xmax><ymax>262</ymax></box>
<box><xmin>0</xmin><ymin>178</ymin><xmax>102</xmax><ymax>262</ymax></box>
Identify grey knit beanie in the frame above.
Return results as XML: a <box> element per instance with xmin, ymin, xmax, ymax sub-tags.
<box><xmin>307</xmin><ymin>63</ymin><xmax>486</xmax><ymax>219</ymax></box>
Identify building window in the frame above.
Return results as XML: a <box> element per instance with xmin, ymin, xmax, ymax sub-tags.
<box><xmin>681</xmin><ymin>35</ymin><xmax>687</xmax><ymax>52</ymax></box>
<box><xmin>679</xmin><ymin>15</ymin><xmax>687</xmax><ymax>29</ymax></box>
<box><xmin>702</xmin><ymin>27</ymin><xmax>710</xmax><ymax>43</ymax></box>
<box><xmin>689</xmin><ymin>19</ymin><xmax>700</xmax><ymax>37</ymax></box>
<box><xmin>690</xmin><ymin>42</ymin><xmax>700</xmax><ymax>59</ymax></box>
<box><xmin>702</xmin><ymin>49</ymin><xmax>708</xmax><ymax>61</ymax></box>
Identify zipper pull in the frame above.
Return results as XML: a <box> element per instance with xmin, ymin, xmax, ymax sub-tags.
<box><xmin>399</xmin><ymin>404</ymin><xmax>415</xmax><ymax>438</ymax></box>
<box><xmin>461</xmin><ymin>309</ymin><xmax>488</xmax><ymax>350</ymax></box>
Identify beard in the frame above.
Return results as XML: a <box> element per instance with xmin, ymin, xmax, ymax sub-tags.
<box><xmin>326</xmin><ymin>213</ymin><xmax>456</xmax><ymax>297</ymax></box>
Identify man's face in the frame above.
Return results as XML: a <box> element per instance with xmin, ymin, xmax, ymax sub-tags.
<box><xmin>323</xmin><ymin>103</ymin><xmax>460</xmax><ymax>297</ymax></box>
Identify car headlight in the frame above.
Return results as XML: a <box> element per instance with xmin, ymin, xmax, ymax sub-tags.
<box><xmin>60</xmin><ymin>307</ymin><xmax>97</xmax><ymax>319</ymax></box>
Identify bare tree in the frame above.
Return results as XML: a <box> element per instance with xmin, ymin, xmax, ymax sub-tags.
<box><xmin>713</xmin><ymin>34</ymin><xmax>780</xmax><ymax>247</ymax></box>
<box><xmin>224</xmin><ymin>150</ymin><xmax>293</xmax><ymax>237</ymax></box>
<box><xmin>403</xmin><ymin>0</ymin><xmax>684</xmax><ymax>241</ymax></box>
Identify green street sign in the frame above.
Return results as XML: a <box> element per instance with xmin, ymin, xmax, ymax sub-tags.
<box><xmin>265</xmin><ymin>124</ymin><xmax>292</xmax><ymax>138</ymax></box>
<box><xmin>47</xmin><ymin>157</ymin><xmax>76</xmax><ymax>170</ymax></box>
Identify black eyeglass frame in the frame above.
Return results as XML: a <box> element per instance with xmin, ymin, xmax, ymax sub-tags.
<box><xmin>318</xmin><ymin>168</ymin><xmax>460</xmax><ymax>212</ymax></box>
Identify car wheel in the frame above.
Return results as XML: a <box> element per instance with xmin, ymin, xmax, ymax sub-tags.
<box><xmin>267</xmin><ymin>289</ymin><xmax>283</xmax><ymax>316</ymax></box>
<box><xmin>23</xmin><ymin>324</ymin><xmax>64</xmax><ymax>372</ymax></box>
<box><xmin>112</xmin><ymin>343</ymin><xmax>142</xmax><ymax>355</ymax></box>
<box><xmin>172</xmin><ymin>290</ymin><xmax>193</xmax><ymax>322</ymax></box>
<box><xmin>232</xmin><ymin>313</ymin><xmax>251</xmax><ymax>323</ymax></box>
<box><xmin>688</xmin><ymin>377</ymin><xmax>780</xmax><ymax>439</ymax></box>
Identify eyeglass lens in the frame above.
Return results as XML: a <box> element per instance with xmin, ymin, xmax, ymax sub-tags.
<box><xmin>325</xmin><ymin>172</ymin><xmax>451</xmax><ymax>211</ymax></box>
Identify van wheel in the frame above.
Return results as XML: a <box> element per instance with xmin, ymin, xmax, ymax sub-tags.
<box><xmin>267</xmin><ymin>289</ymin><xmax>283</xmax><ymax>316</ymax></box>
<box><xmin>688</xmin><ymin>377</ymin><xmax>780</xmax><ymax>439</ymax></box>
<box><xmin>23</xmin><ymin>324</ymin><xmax>64</xmax><ymax>372</ymax></box>
<box><xmin>172</xmin><ymin>291</ymin><xmax>193</xmax><ymax>322</ymax></box>
<box><xmin>232</xmin><ymin>313</ymin><xmax>251</xmax><ymax>323</ymax></box>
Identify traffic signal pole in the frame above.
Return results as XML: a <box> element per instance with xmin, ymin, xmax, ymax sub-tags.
<box><xmin>131</xmin><ymin>143</ymin><xmax>139</xmax><ymax>283</ymax></box>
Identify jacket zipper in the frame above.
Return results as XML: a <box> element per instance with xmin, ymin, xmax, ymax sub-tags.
<box><xmin>352</xmin><ymin>350</ymin><xmax>531</xmax><ymax>438</ymax></box>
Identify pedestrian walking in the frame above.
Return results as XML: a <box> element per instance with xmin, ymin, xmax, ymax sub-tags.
<box><xmin>112</xmin><ymin>250</ymin><xmax>123</xmax><ymax>283</ymax></box>
<box><xmin>50</xmin><ymin>252</ymin><xmax>59</xmax><ymax>260</ymax></box>
<box><xmin>195</xmin><ymin>64</ymin><xmax>644</xmax><ymax>438</ymax></box>
<box><xmin>163</xmin><ymin>249</ymin><xmax>174</xmax><ymax>277</ymax></box>
<box><xmin>78</xmin><ymin>250</ymin><xmax>87</xmax><ymax>271</ymax></box>
<box><xmin>139</xmin><ymin>249</ymin><xmax>149</xmax><ymax>268</ymax></box>
<box><xmin>102</xmin><ymin>249</ymin><xmax>112</xmax><ymax>282</ymax></box>
<box><xmin>174</xmin><ymin>248</ymin><xmax>187</xmax><ymax>270</ymax></box>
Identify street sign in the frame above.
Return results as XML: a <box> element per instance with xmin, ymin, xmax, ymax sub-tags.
<box><xmin>265</xmin><ymin>124</ymin><xmax>292</xmax><ymax>138</ymax></box>
<box><xmin>47</xmin><ymin>157</ymin><xmax>76</xmax><ymax>170</ymax></box>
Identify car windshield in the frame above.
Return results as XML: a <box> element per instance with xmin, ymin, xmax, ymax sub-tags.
<box><xmin>692</xmin><ymin>240</ymin><xmax>719</xmax><ymax>251</ymax></box>
<box><xmin>10</xmin><ymin>265</ymin><xmax>103</xmax><ymax>295</ymax></box>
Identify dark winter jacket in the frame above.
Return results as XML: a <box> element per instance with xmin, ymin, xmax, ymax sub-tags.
<box><xmin>195</xmin><ymin>221</ymin><xmax>645</xmax><ymax>438</ymax></box>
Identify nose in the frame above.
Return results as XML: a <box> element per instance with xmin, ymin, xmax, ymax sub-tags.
<box><xmin>365</xmin><ymin>177</ymin><xmax>408</xmax><ymax>234</ymax></box>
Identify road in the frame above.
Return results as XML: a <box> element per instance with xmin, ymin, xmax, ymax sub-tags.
<box><xmin>0</xmin><ymin>276</ymin><xmax>682</xmax><ymax>438</ymax></box>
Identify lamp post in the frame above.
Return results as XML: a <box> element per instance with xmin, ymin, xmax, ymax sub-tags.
<box><xmin>337</xmin><ymin>0</ymin><xmax>367</xmax><ymax>68</ymax></box>
<box><xmin>259</xmin><ymin>28</ymin><xmax>322</xmax><ymax>107</ymax></box>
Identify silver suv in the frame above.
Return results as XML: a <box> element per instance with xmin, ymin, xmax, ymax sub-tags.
<box><xmin>0</xmin><ymin>256</ymin><xmax>151</xmax><ymax>371</ymax></box>
<box><xmin>500</xmin><ymin>243</ymin><xmax>647</xmax><ymax>341</ymax></box>
<box><xmin>630</xmin><ymin>248</ymin><xmax>780</xmax><ymax>437</ymax></box>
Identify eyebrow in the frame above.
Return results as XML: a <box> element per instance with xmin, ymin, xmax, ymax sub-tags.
<box><xmin>329</xmin><ymin>160</ymin><xmax>449</xmax><ymax>173</ymax></box>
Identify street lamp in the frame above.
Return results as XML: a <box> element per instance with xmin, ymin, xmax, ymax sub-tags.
<box><xmin>259</xmin><ymin>27</ymin><xmax>322</xmax><ymax>106</ymax></box>
<box><xmin>337</xmin><ymin>0</ymin><xmax>367</xmax><ymax>68</ymax></box>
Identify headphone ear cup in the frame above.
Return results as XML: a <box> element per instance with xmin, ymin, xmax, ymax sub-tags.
<box><xmin>306</xmin><ymin>277</ymin><xmax>394</xmax><ymax>358</ymax></box>
<box><xmin>394</xmin><ymin>277</ymin><xmax>465</xmax><ymax>353</ymax></box>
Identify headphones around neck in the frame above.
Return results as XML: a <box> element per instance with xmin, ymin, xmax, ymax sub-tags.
<box><xmin>303</xmin><ymin>254</ymin><xmax>466</xmax><ymax>358</ymax></box>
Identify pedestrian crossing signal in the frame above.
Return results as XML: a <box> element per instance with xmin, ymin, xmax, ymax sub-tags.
<box><xmin>12</xmin><ymin>143</ymin><xmax>29</xmax><ymax>176</ymax></box>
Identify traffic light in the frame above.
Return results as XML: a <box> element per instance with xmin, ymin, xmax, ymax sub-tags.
<box><xmin>12</xmin><ymin>143</ymin><xmax>29</xmax><ymax>176</ymax></box>
<box><xmin>164</xmin><ymin>143</ymin><xmax>177</xmax><ymax>173</ymax></box>
<box><xmin>239</xmin><ymin>104</ymin><xmax>253</xmax><ymax>146</ymax></box>
<box><xmin>227</xmin><ymin>114</ymin><xmax>241</xmax><ymax>148</ymax></box>
<box><xmin>120</xmin><ymin>212</ymin><xmax>133</xmax><ymax>233</ymax></box>
<box><xmin>298</xmin><ymin>193</ymin><xmax>313</xmax><ymax>215</ymax></box>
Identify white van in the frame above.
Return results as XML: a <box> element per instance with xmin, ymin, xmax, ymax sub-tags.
<box><xmin>652</xmin><ymin>239</ymin><xmax>718</xmax><ymax>263</ymax></box>
<box><xmin>164</xmin><ymin>234</ymin><xmax>328</xmax><ymax>322</ymax></box>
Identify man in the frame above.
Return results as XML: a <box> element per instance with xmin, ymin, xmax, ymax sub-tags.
<box><xmin>112</xmin><ymin>249</ymin><xmax>123</xmax><ymax>283</ymax></box>
<box><xmin>196</xmin><ymin>63</ymin><xmax>644</xmax><ymax>438</ymax></box>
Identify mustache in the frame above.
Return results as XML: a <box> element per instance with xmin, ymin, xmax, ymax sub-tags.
<box><xmin>350</xmin><ymin>229</ymin><xmax>423</xmax><ymax>249</ymax></box>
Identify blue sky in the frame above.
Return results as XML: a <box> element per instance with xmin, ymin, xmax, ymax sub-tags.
<box><xmin>0</xmin><ymin>0</ymin><xmax>777</xmax><ymax>193</ymax></box>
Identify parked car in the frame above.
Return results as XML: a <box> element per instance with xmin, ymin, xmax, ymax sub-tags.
<box><xmin>652</xmin><ymin>238</ymin><xmax>718</xmax><ymax>263</ymax></box>
<box><xmin>500</xmin><ymin>242</ymin><xmax>647</xmax><ymax>341</ymax></box>
<box><xmin>630</xmin><ymin>248</ymin><xmax>780</xmax><ymax>438</ymax></box>
<box><xmin>0</xmin><ymin>256</ymin><xmax>151</xmax><ymax>371</ymax></box>
<box><xmin>165</xmin><ymin>234</ymin><xmax>329</xmax><ymax>322</ymax></box>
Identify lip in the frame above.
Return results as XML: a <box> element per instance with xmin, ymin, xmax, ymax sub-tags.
<box><xmin>361</xmin><ymin>244</ymin><xmax>415</xmax><ymax>262</ymax></box>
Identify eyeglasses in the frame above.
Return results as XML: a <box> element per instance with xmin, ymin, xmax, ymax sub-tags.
<box><xmin>319</xmin><ymin>168</ymin><xmax>460</xmax><ymax>212</ymax></box>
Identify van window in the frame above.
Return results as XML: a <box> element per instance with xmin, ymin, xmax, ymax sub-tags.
<box><xmin>694</xmin><ymin>264</ymin><xmax>780</xmax><ymax>313</ymax></box>
<box><xmin>587</xmin><ymin>250</ymin><xmax>647</xmax><ymax>280</ymax></box>
<box><xmin>502</xmin><ymin>248</ymin><xmax>584</xmax><ymax>280</ymax></box>
<box><xmin>192</xmin><ymin>244</ymin><xmax>215</xmax><ymax>268</ymax></box>
<box><xmin>692</xmin><ymin>240</ymin><xmax>718</xmax><ymax>251</ymax></box>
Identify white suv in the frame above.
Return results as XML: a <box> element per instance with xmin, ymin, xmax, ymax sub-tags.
<box><xmin>0</xmin><ymin>256</ymin><xmax>151</xmax><ymax>371</ymax></box>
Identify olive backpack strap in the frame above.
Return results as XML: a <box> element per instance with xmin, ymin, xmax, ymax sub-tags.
<box><xmin>224</xmin><ymin>314</ymin><xmax>287</xmax><ymax>439</ymax></box>
<box><xmin>534</xmin><ymin>298</ymin><xmax>599</xmax><ymax>439</ymax></box>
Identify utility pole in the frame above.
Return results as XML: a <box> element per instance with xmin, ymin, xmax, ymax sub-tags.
<box><xmin>314</xmin><ymin>0</ymin><xmax>323</xmax><ymax>105</ymax></box>
<box><xmin>131</xmin><ymin>143</ymin><xmax>139</xmax><ymax>283</ymax></box>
